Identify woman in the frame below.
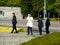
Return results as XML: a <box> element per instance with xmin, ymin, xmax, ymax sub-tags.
<box><xmin>27</xmin><ymin>14</ymin><xmax>33</xmax><ymax>35</ymax></box>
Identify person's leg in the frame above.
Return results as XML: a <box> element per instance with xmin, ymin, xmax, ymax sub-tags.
<box><xmin>40</xmin><ymin>28</ymin><xmax>42</xmax><ymax>35</ymax></box>
<box><xmin>30</xmin><ymin>27</ymin><xmax>33</xmax><ymax>35</ymax></box>
<box><xmin>46</xmin><ymin>27</ymin><xmax>47</xmax><ymax>34</ymax></box>
<box><xmin>11</xmin><ymin>24</ymin><xmax>14</xmax><ymax>33</ymax></box>
<box><xmin>27</xmin><ymin>27</ymin><xmax>30</xmax><ymax>35</ymax></box>
<box><xmin>47</xmin><ymin>27</ymin><xmax>49</xmax><ymax>34</ymax></box>
<box><xmin>46</xmin><ymin>26</ymin><xmax>49</xmax><ymax>34</ymax></box>
<box><xmin>39</xmin><ymin>27</ymin><xmax>42</xmax><ymax>35</ymax></box>
<box><xmin>14</xmin><ymin>24</ymin><xmax>18</xmax><ymax>33</ymax></box>
<box><xmin>38</xmin><ymin>27</ymin><xmax>40</xmax><ymax>35</ymax></box>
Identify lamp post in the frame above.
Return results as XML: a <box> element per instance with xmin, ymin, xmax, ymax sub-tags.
<box><xmin>44</xmin><ymin>0</ymin><xmax>46</xmax><ymax>19</ymax></box>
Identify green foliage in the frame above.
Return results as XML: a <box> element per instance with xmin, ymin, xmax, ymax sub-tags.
<box><xmin>32</xmin><ymin>0</ymin><xmax>44</xmax><ymax>18</ymax></box>
<box><xmin>32</xmin><ymin>0</ymin><xmax>44</xmax><ymax>11</ymax></box>
<box><xmin>0</xmin><ymin>0</ymin><xmax>7</xmax><ymax>6</ymax></box>
<box><xmin>20</xmin><ymin>0</ymin><xmax>60</xmax><ymax>18</ymax></box>
<box><xmin>54</xmin><ymin>2</ymin><xmax>60</xmax><ymax>13</ymax></box>
<box><xmin>0</xmin><ymin>0</ymin><xmax>21</xmax><ymax>7</ymax></box>
<box><xmin>46</xmin><ymin>0</ymin><xmax>60</xmax><ymax>16</ymax></box>
<box><xmin>21</xmin><ymin>0</ymin><xmax>33</xmax><ymax>18</ymax></box>
<box><xmin>0</xmin><ymin>26</ymin><xmax>27</xmax><ymax>32</ymax></box>
<box><xmin>18</xmin><ymin>28</ymin><xmax>27</xmax><ymax>32</ymax></box>
<box><xmin>47</xmin><ymin>0</ymin><xmax>56</xmax><ymax>4</ymax></box>
<box><xmin>20</xmin><ymin>32</ymin><xmax>60</xmax><ymax>45</ymax></box>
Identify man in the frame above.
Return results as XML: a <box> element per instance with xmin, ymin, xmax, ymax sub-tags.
<box><xmin>11</xmin><ymin>13</ymin><xmax>18</xmax><ymax>33</ymax></box>
<box><xmin>27</xmin><ymin>14</ymin><xmax>33</xmax><ymax>35</ymax></box>
<box><xmin>45</xmin><ymin>18</ymin><xmax>50</xmax><ymax>34</ymax></box>
<box><xmin>37</xmin><ymin>18</ymin><xmax>43</xmax><ymax>35</ymax></box>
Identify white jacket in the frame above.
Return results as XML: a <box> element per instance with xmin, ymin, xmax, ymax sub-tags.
<box><xmin>27</xmin><ymin>16</ymin><xmax>33</xmax><ymax>27</ymax></box>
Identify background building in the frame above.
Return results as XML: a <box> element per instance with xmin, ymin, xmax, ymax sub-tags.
<box><xmin>0</xmin><ymin>7</ymin><xmax>23</xmax><ymax>20</ymax></box>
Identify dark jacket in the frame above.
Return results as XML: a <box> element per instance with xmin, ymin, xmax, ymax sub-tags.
<box><xmin>12</xmin><ymin>15</ymin><xmax>17</xmax><ymax>25</ymax></box>
<box><xmin>45</xmin><ymin>19</ymin><xmax>50</xmax><ymax>27</ymax></box>
<box><xmin>37</xmin><ymin>20</ymin><xmax>43</xmax><ymax>27</ymax></box>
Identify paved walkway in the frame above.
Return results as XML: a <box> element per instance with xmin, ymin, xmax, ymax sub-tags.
<box><xmin>0</xmin><ymin>32</ymin><xmax>47</xmax><ymax>45</ymax></box>
<box><xmin>0</xmin><ymin>20</ymin><xmax>60</xmax><ymax>45</ymax></box>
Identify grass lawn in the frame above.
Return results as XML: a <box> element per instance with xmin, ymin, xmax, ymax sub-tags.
<box><xmin>20</xmin><ymin>32</ymin><xmax>60</xmax><ymax>45</ymax></box>
<box><xmin>0</xmin><ymin>26</ymin><xmax>27</xmax><ymax>32</ymax></box>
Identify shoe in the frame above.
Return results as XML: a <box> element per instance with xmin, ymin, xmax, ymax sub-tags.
<box><xmin>31</xmin><ymin>34</ymin><xmax>33</xmax><ymax>35</ymax></box>
<box><xmin>40</xmin><ymin>33</ymin><xmax>42</xmax><ymax>35</ymax></box>
<box><xmin>11</xmin><ymin>32</ymin><xmax>13</xmax><ymax>33</ymax></box>
<box><xmin>27</xmin><ymin>34</ymin><xmax>29</xmax><ymax>35</ymax></box>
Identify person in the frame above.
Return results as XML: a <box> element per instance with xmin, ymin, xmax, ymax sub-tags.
<box><xmin>11</xmin><ymin>13</ymin><xmax>18</xmax><ymax>33</ymax></box>
<box><xmin>45</xmin><ymin>18</ymin><xmax>50</xmax><ymax>34</ymax></box>
<box><xmin>26</xmin><ymin>14</ymin><xmax>33</xmax><ymax>35</ymax></box>
<box><xmin>37</xmin><ymin>18</ymin><xmax>43</xmax><ymax>35</ymax></box>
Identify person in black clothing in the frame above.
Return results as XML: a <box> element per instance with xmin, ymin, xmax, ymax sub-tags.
<box><xmin>45</xmin><ymin>18</ymin><xmax>50</xmax><ymax>34</ymax></box>
<box><xmin>37</xmin><ymin>18</ymin><xmax>43</xmax><ymax>35</ymax></box>
<box><xmin>11</xmin><ymin>13</ymin><xmax>18</xmax><ymax>33</ymax></box>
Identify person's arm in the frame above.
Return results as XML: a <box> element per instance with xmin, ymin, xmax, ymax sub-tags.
<box><xmin>16</xmin><ymin>18</ymin><xmax>17</xmax><ymax>23</ymax></box>
<box><xmin>15</xmin><ymin>16</ymin><xmax>17</xmax><ymax>24</ymax></box>
<box><xmin>26</xmin><ymin>17</ymin><xmax>29</xmax><ymax>21</ymax></box>
<box><xmin>49</xmin><ymin>21</ymin><xmax>50</xmax><ymax>26</ymax></box>
<box><xmin>41</xmin><ymin>20</ymin><xmax>43</xmax><ymax>27</ymax></box>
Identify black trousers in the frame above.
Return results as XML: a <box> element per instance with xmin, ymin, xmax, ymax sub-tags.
<box><xmin>27</xmin><ymin>27</ymin><xmax>33</xmax><ymax>35</ymax></box>
<box><xmin>11</xmin><ymin>24</ymin><xmax>18</xmax><ymax>33</ymax></box>
<box><xmin>38</xmin><ymin>27</ymin><xmax>42</xmax><ymax>35</ymax></box>
<box><xmin>46</xmin><ymin>26</ymin><xmax>49</xmax><ymax>34</ymax></box>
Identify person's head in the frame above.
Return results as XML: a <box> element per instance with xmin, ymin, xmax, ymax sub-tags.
<box><xmin>12</xmin><ymin>12</ymin><xmax>15</xmax><ymax>16</ymax></box>
<box><xmin>28</xmin><ymin>14</ymin><xmax>31</xmax><ymax>17</ymax></box>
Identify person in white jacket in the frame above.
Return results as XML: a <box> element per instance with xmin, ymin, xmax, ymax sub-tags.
<box><xmin>27</xmin><ymin>14</ymin><xmax>33</xmax><ymax>35</ymax></box>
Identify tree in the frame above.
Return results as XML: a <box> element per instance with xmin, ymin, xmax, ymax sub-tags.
<box><xmin>0</xmin><ymin>0</ymin><xmax>21</xmax><ymax>7</ymax></box>
<box><xmin>47</xmin><ymin>0</ymin><xmax>60</xmax><ymax>13</ymax></box>
<box><xmin>32</xmin><ymin>0</ymin><xmax>44</xmax><ymax>18</ymax></box>
<box><xmin>20</xmin><ymin>0</ymin><xmax>33</xmax><ymax>18</ymax></box>
<box><xmin>0</xmin><ymin>0</ymin><xmax>7</xmax><ymax>6</ymax></box>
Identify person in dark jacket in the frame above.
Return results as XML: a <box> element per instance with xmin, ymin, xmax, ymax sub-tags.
<box><xmin>37</xmin><ymin>18</ymin><xmax>43</xmax><ymax>35</ymax></box>
<box><xmin>11</xmin><ymin>13</ymin><xmax>18</xmax><ymax>33</ymax></box>
<box><xmin>45</xmin><ymin>18</ymin><xmax>50</xmax><ymax>34</ymax></box>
